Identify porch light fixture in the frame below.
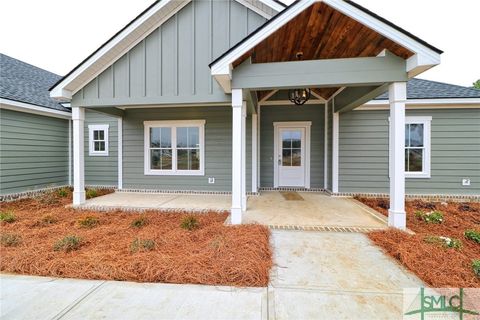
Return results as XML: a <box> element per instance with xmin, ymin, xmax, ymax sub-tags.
<box><xmin>288</xmin><ymin>88</ymin><xmax>311</xmax><ymax>105</ymax></box>
<box><xmin>288</xmin><ymin>51</ymin><xmax>311</xmax><ymax>105</ymax></box>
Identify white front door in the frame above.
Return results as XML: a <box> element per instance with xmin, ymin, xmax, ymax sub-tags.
<box><xmin>277</xmin><ymin>127</ymin><xmax>306</xmax><ymax>187</ymax></box>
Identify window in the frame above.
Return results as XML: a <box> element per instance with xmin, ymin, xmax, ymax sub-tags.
<box><xmin>88</xmin><ymin>124</ymin><xmax>109</xmax><ymax>156</ymax></box>
<box><xmin>144</xmin><ymin>120</ymin><xmax>205</xmax><ymax>175</ymax></box>
<box><xmin>389</xmin><ymin>116</ymin><xmax>431</xmax><ymax>179</ymax></box>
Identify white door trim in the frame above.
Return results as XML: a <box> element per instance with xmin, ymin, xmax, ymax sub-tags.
<box><xmin>273</xmin><ymin>121</ymin><xmax>311</xmax><ymax>188</ymax></box>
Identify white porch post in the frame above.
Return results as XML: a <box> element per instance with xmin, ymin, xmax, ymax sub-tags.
<box><xmin>231</xmin><ymin>89</ymin><xmax>246</xmax><ymax>224</ymax></box>
<box><xmin>252</xmin><ymin>113</ymin><xmax>258</xmax><ymax>193</ymax></box>
<box><xmin>388</xmin><ymin>82</ymin><xmax>407</xmax><ymax>229</ymax></box>
<box><xmin>332</xmin><ymin>108</ymin><xmax>339</xmax><ymax>193</ymax></box>
<box><xmin>72</xmin><ymin>106</ymin><xmax>86</xmax><ymax>206</ymax></box>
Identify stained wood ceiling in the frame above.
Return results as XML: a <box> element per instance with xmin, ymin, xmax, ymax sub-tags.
<box><xmin>243</xmin><ymin>2</ymin><xmax>414</xmax><ymax>101</ymax></box>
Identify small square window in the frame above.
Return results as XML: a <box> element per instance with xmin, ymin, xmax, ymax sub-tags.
<box><xmin>89</xmin><ymin>125</ymin><xmax>109</xmax><ymax>156</ymax></box>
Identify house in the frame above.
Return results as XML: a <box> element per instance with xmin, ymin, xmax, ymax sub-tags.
<box><xmin>0</xmin><ymin>53</ymin><xmax>116</xmax><ymax>198</ymax></box>
<box><xmin>2</xmin><ymin>0</ymin><xmax>480</xmax><ymax>230</ymax></box>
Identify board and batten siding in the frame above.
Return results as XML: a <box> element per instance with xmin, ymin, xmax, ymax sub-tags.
<box><xmin>0</xmin><ymin>109</ymin><xmax>69</xmax><ymax>195</ymax></box>
<box><xmin>260</xmin><ymin>104</ymin><xmax>325</xmax><ymax>188</ymax></box>
<box><xmin>71</xmin><ymin>0</ymin><xmax>267</xmax><ymax>107</ymax></box>
<box><xmin>84</xmin><ymin>110</ymin><xmax>119</xmax><ymax>186</ymax></box>
<box><xmin>339</xmin><ymin>108</ymin><xmax>480</xmax><ymax>195</ymax></box>
<box><xmin>122</xmin><ymin>106</ymin><xmax>252</xmax><ymax>192</ymax></box>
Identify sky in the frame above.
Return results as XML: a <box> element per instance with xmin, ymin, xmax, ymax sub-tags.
<box><xmin>0</xmin><ymin>0</ymin><xmax>478</xmax><ymax>87</ymax></box>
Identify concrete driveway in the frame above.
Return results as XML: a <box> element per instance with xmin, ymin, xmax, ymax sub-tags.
<box><xmin>0</xmin><ymin>230</ymin><xmax>421</xmax><ymax>320</ymax></box>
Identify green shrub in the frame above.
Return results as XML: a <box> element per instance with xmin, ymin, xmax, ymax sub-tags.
<box><xmin>180</xmin><ymin>215</ymin><xmax>199</xmax><ymax>231</ymax></box>
<box><xmin>424</xmin><ymin>235</ymin><xmax>462</xmax><ymax>249</ymax></box>
<box><xmin>54</xmin><ymin>235</ymin><xmax>82</xmax><ymax>252</ymax></box>
<box><xmin>57</xmin><ymin>187</ymin><xmax>70</xmax><ymax>197</ymax></box>
<box><xmin>86</xmin><ymin>189</ymin><xmax>98</xmax><ymax>199</ymax></box>
<box><xmin>0</xmin><ymin>233</ymin><xmax>21</xmax><ymax>247</ymax></box>
<box><xmin>472</xmin><ymin>260</ymin><xmax>480</xmax><ymax>278</ymax></box>
<box><xmin>415</xmin><ymin>210</ymin><xmax>444</xmax><ymax>224</ymax></box>
<box><xmin>131</xmin><ymin>216</ymin><xmax>148</xmax><ymax>228</ymax></box>
<box><xmin>130</xmin><ymin>238</ymin><xmax>155</xmax><ymax>253</ymax></box>
<box><xmin>77</xmin><ymin>216</ymin><xmax>99</xmax><ymax>228</ymax></box>
<box><xmin>0</xmin><ymin>211</ymin><xmax>16</xmax><ymax>223</ymax></box>
<box><xmin>464</xmin><ymin>229</ymin><xmax>480</xmax><ymax>244</ymax></box>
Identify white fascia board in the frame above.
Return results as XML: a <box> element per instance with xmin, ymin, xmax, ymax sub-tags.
<box><xmin>212</xmin><ymin>0</ymin><xmax>442</xmax><ymax>92</ymax></box>
<box><xmin>324</xmin><ymin>0</ymin><xmax>441</xmax><ymax>73</ymax></box>
<box><xmin>211</xmin><ymin>0</ymin><xmax>315</xmax><ymax>77</ymax></box>
<box><xmin>363</xmin><ymin>98</ymin><xmax>480</xmax><ymax>107</ymax></box>
<box><xmin>50</xmin><ymin>0</ymin><xmax>191</xmax><ymax>101</ymax></box>
<box><xmin>259</xmin><ymin>0</ymin><xmax>286</xmax><ymax>12</ymax></box>
<box><xmin>235</xmin><ymin>0</ymin><xmax>280</xmax><ymax>19</ymax></box>
<box><xmin>0</xmin><ymin>98</ymin><xmax>71</xmax><ymax>119</ymax></box>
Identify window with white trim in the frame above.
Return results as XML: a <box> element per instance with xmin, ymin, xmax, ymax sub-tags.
<box><xmin>144</xmin><ymin>120</ymin><xmax>205</xmax><ymax>175</ymax></box>
<box><xmin>88</xmin><ymin>124</ymin><xmax>109</xmax><ymax>156</ymax></box>
<box><xmin>389</xmin><ymin>116</ymin><xmax>431</xmax><ymax>178</ymax></box>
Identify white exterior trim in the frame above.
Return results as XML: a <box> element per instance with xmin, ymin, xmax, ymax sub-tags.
<box><xmin>332</xmin><ymin>111</ymin><xmax>339</xmax><ymax>193</ymax></box>
<box><xmin>211</xmin><ymin>0</ymin><xmax>441</xmax><ymax>92</ymax></box>
<box><xmin>324</xmin><ymin>103</ymin><xmax>328</xmax><ymax>189</ymax></box>
<box><xmin>252</xmin><ymin>113</ymin><xmax>258</xmax><ymax>193</ymax></box>
<box><xmin>234</xmin><ymin>0</ymin><xmax>281</xmax><ymax>19</ymax></box>
<box><xmin>88</xmin><ymin>124</ymin><xmax>109</xmax><ymax>156</ymax></box>
<box><xmin>360</xmin><ymin>98</ymin><xmax>480</xmax><ymax>110</ymax></box>
<box><xmin>259</xmin><ymin>99</ymin><xmax>325</xmax><ymax>106</ymax></box>
<box><xmin>143</xmin><ymin>120</ymin><xmax>206</xmax><ymax>176</ymax></box>
<box><xmin>273</xmin><ymin>121</ymin><xmax>311</xmax><ymax>189</ymax></box>
<box><xmin>72</xmin><ymin>107</ymin><xmax>86</xmax><ymax>205</ymax></box>
<box><xmin>118</xmin><ymin>118</ymin><xmax>123</xmax><ymax>189</ymax></box>
<box><xmin>0</xmin><ymin>98</ymin><xmax>71</xmax><ymax>119</ymax></box>
<box><xmin>231</xmin><ymin>89</ymin><xmax>246</xmax><ymax>224</ymax></box>
<box><xmin>388</xmin><ymin>82</ymin><xmax>407</xmax><ymax>229</ymax></box>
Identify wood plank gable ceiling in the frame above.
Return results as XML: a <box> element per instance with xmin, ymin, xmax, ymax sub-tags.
<box><xmin>243</xmin><ymin>2</ymin><xmax>415</xmax><ymax>101</ymax></box>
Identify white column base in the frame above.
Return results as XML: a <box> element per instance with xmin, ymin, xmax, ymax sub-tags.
<box><xmin>231</xmin><ymin>207</ymin><xmax>242</xmax><ymax>225</ymax></box>
<box><xmin>388</xmin><ymin>209</ymin><xmax>406</xmax><ymax>230</ymax></box>
<box><xmin>73</xmin><ymin>191</ymin><xmax>86</xmax><ymax>206</ymax></box>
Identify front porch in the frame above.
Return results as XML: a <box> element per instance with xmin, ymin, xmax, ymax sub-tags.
<box><xmin>79</xmin><ymin>191</ymin><xmax>386</xmax><ymax>230</ymax></box>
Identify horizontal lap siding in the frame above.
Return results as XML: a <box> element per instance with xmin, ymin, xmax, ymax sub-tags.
<box><xmin>84</xmin><ymin>110</ymin><xmax>118</xmax><ymax>186</ymax></box>
<box><xmin>0</xmin><ymin>109</ymin><xmax>69</xmax><ymax>195</ymax></box>
<box><xmin>260</xmin><ymin>104</ymin><xmax>325</xmax><ymax>188</ymax></box>
<box><xmin>122</xmin><ymin>106</ymin><xmax>251</xmax><ymax>192</ymax></box>
<box><xmin>339</xmin><ymin>109</ymin><xmax>480</xmax><ymax>195</ymax></box>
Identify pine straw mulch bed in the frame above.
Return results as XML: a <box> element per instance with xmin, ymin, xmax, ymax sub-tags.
<box><xmin>0</xmin><ymin>190</ymin><xmax>272</xmax><ymax>287</ymax></box>
<box><xmin>356</xmin><ymin>197</ymin><xmax>480</xmax><ymax>288</ymax></box>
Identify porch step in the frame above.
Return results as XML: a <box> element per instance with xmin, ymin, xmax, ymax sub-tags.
<box><xmin>267</xmin><ymin>225</ymin><xmax>386</xmax><ymax>233</ymax></box>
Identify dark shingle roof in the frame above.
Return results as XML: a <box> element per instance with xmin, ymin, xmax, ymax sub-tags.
<box><xmin>0</xmin><ymin>53</ymin><xmax>70</xmax><ymax>112</ymax></box>
<box><xmin>376</xmin><ymin>78</ymin><xmax>480</xmax><ymax>100</ymax></box>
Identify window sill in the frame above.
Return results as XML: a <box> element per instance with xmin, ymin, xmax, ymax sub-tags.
<box><xmin>405</xmin><ymin>173</ymin><xmax>431</xmax><ymax>179</ymax></box>
<box><xmin>89</xmin><ymin>152</ymin><xmax>109</xmax><ymax>157</ymax></box>
<box><xmin>144</xmin><ymin>170</ymin><xmax>205</xmax><ymax>176</ymax></box>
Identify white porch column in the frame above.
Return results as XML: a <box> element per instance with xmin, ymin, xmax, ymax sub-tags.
<box><xmin>231</xmin><ymin>89</ymin><xmax>246</xmax><ymax>224</ymax></box>
<box><xmin>388</xmin><ymin>82</ymin><xmax>407</xmax><ymax>229</ymax></box>
<box><xmin>72</xmin><ymin>107</ymin><xmax>86</xmax><ymax>206</ymax></box>
<box><xmin>332</xmin><ymin>110</ymin><xmax>339</xmax><ymax>193</ymax></box>
<box><xmin>251</xmin><ymin>113</ymin><xmax>258</xmax><ymax>193</ymax></box>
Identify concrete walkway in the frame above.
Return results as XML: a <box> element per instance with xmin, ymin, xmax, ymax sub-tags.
<box><xmin>0</xmin><ymin>231</ymin><xmax>421</xmax><ymax>320</ymax></box>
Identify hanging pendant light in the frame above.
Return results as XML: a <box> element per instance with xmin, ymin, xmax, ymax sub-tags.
<box><xmin>288</xmin><ymin>51</ymin><xmax>311</xmax><ymax>105</ymax></box>
<box><xmin>288</xmin><ymin>88</ymin><xmax>311</xmax><ymax>105</ymax></box>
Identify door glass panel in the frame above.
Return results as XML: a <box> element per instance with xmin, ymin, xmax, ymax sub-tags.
<box><xmin>281</xmin><ymin>129</ymin><xmax>302</xmax><ymax>167</ymax></box>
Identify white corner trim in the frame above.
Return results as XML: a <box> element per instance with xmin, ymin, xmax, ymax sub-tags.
<box><xmin>50</xmin><ymin>0</ymin><xmax>191</xmax><ymax>100</ymax></box>
<box><xmin>332</xmin><ymin>111</ymin><xmax>339</xmax><ymax>193</ymax></box>
<box><xmin>118</xmin><ymin>118</ymin><xmax>123</xmax><ymax>189</ymax></box>
<box><xmin>0</xmin><ymin>98</ymin><xmax>71</xmax><ymax>119</ymax></box>
<box><xmin>143</xmin><ymin>120</ymin><xmax>206</xmax><ymax>176</ymax></box>
<box><xmin>252</xmin><ymin>113</ymin><xmax>258</xmax><ymax>193</ymax></box>
<box><xmin>88</xmin><ymin>124</ymin><xmax>109</xmax><ymax>156</ymax></box>
<box><xmin>273</xmin><ymin>121</ymin><xmax>311</xmax><ymax>189</ymax></box>
<box><xmin>68</xmin><ymin>119</ymin><xmax>72</xmax><ymax>186</ymax></box>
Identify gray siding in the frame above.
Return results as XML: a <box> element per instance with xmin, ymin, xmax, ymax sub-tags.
<box><xmin>339</xmin><ymin>108</ymin><xmax>480</xmax><ymax>195</ymax></box>
<box><xmin>122</xmin><ymin>106</ymin><xmax>251</xmax><ymax>192</ymax></box>
<box><xmin>72</xmin><ymin>0</ymin><xmax>267</xmax><ymax>107</ymax></box>
<box><xmin>260</xmin><ymin>104</ymin><xmax>325</xmax><ymax>188</ymax></box>
<box><xmin>0</xmin><ymin>109</ymin><xmax>69</xmax><ymax>195</ymax></box>
<box><xmin>84</xmin><ymin>110</ymin><xmax>119</xmax><ymax>186</ymax></box>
